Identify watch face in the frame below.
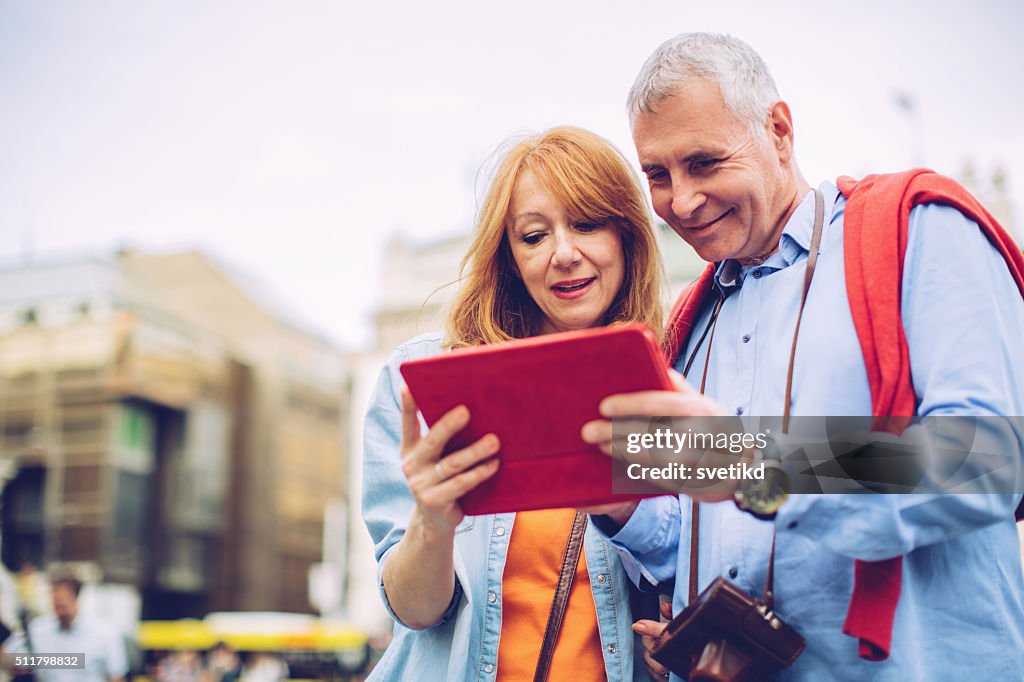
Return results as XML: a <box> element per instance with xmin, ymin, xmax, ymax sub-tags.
<box><xmin>740</xmin><ymin>465</ymin><xmax>790</xmax><ymax>516</ymax></box>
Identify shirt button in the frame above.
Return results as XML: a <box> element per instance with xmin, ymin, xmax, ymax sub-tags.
<box><xmin>597</xmin><ymin>574</ymin><xmax>606</xmax><ymax>584</ymax></box>
<box><xmin>735</xmin><ymin>407</ymin><xmax>744</xmax><ymax>416</ymax></box>
<box><xmin>728</xmin><ymin>566</ymin><xmax>739</xmax><ymax>579</ymax></box>
<box><xmin>787</xmin><ymin>521</ymin><xmax>798</xmax><ymax>530</ymax></box>
<box><xmin>752</xmin><ymin>269</ymin><xmax>763</xmax><ymax>279</ymax></box>
<box><xmin>484</xmin><ymin>664</ymin><xmax>494</xmax><ymax>673</ymax></box>
<box><xmin>488</xmin><ymin>592</ymin><xmax>497</xmax><ymax>603</ymax></box>
<box><xmin>607</xmin><ymin>645</ymin><xmax>616</xmax><ymax>654</ymax></box>
<box><xmin>495</xmin><ymin>527</ymin><xmax>505</xmax><ymax>536</ymax></box>
<box><xmin>742</xmin><ymin>334</ymin><xmax>751</xmax><ymax>343</ymax></box>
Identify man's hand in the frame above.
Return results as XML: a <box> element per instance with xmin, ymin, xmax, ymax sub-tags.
<box><xmin>634</xmin><ymin>599</ymin><xmax>673</xmax><ymax>679</ymax></box>
<box><xmin>581</xmin><ymin>370</ymin><xmax>741</xmax><ymax>502</ymax></box>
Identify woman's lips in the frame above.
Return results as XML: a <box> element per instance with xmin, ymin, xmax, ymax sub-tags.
<box><xmin>551</xmin><ymin>277</ymin><xmax>596</xmax><ymax>300</ymax></box>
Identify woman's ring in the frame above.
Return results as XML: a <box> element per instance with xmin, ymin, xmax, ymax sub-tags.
<box><xmin>434</xmin><ymin>461</ymin><xmax>448</xmax><ymax>482</ymax></box>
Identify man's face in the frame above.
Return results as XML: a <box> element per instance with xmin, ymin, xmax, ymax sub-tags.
<box><xmin>52</xmin><ymin>583</ymin><xmax>78</xmax><ymax>627</ymax></box>
<box><xmin>632</xmin><ymin>78</ymin><xmax>790</xmax><ymax>263</ymax></box>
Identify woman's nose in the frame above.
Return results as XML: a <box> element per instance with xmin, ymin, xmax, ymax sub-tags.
<box><xmin>550</xmin><ymin>229</ymin><xmax>582</xmax><ymax>268</ymax></box>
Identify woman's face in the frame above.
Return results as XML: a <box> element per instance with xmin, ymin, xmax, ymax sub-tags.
<box><xmin>505</xmin><ymin>169</ymin><xmax>625</xmax><ymax>334</ymax></box>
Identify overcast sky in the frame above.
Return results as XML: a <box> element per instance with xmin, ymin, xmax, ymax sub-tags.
<box><xmin>1</xmin><ymin>1</ymin><xmax>1021</xmax><ymax>349</ymax></box>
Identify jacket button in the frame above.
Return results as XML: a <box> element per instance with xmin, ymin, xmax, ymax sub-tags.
<box><xmin>607</xmin><ymin>645</ymin><xmax>616</xmax><ymax>654</ymax></box>
<box><xmin>495</xmin><ymin>527</ymin><xmax>505</xmax><ymax>536</ymax></box>
<box><xmin>597</xmin><ymin>574</ymin><xmax>606</xmax><ymax>584</ymax></box>
<box><xmin>488</xmin><ymin>592</ymin><xmax>497</xmax><ymax>603</ymax></box>
<box><xmin>485</xmin><ymin>664</ymin><xmax>494</xmax><ymax>673</ymax></box>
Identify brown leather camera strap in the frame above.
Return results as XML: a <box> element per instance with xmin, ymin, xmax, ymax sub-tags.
<box><xmin>689</xmin><ymin>294</ymin><xmax>725</xmax><ymax>603</ymax></box>
<box><xmin>689</xmin><ymin>499</ymin><xmax>701</xmax><ymax>604</ymax></box>
<box><xmin>534</xmin><ymin>510</ymin><xmax>587</xmax><ymax>682</ymax></box>
<box><xmin>766</xmin><ymin>186</ymin><xmax>825</xmax><ymax>610</ymax></box>
<box><xmin>687</xmin><ymin>188</ymin><xmax>826</xmax><ymax>610</ymax></box>
<box><xmin>783</xmin><ymin>187</ymin><xmax>826</xmax><ymax>436</ymax></box>
<box><xmin>682</xmin><ymin>293</ymin><xmax>725</xmax><ymax>379</ymax></box>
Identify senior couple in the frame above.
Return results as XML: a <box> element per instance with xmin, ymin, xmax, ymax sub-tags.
<box><xmin>362</xmin><ymin>33</ymin><xmax>1024</xmax><ymax>681</ymax></box>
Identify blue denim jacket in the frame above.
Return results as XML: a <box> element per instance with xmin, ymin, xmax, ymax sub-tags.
<box><xmin>362</xmin><ymin>333</ymin><xmax>649</xmax><ymax>682</ymax></box>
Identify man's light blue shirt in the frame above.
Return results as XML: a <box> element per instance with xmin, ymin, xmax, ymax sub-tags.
<box><xmin>5</xmin><ymin>614</ymin><xmax>128</xmax><ymax>682</ymax></box>
<box><xmin>602</xmin><ymin>182</ymin><xmax>1024</xmax><ymax>681</ymax></box>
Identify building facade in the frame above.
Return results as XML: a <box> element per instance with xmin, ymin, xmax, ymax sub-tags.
<box><xmin>0</xmin><ymin>251</ymin><xmax>350</xmax><ymax>621</ymax></box>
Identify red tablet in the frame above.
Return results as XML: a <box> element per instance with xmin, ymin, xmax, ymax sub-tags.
<box><xmin>399</xmin><ymin>323</ymin><xmax>672</xmax><ymax>515</ymax></box>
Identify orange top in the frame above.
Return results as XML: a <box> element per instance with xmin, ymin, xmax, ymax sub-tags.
<box><xmin>496</xmin><ymin>509</ymin><xmax>607</xmax><ymax>681</ymax></box>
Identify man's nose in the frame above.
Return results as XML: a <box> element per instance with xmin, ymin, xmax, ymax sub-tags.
<box><xmin>671</xmin><ymin>180</ymin><xmax>706</xmax><ymax>221</ymax></box>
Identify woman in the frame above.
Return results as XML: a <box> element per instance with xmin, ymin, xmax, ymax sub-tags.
<box><xmin>362</xmin><ymin>126</ymin><xmax>664</xmax><ymax>681</ymax></box>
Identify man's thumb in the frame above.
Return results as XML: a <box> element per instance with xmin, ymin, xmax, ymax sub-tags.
<box><xmin>632</xmin><ymin>619</ymin><xmax>661</xmax><ymax>635</ymax></box>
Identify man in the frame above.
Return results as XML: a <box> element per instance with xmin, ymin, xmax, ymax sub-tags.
<box><xmin>204</xmin><ymin>641</ymin><xmax>241</xmax><ymax>682</ymax></box>
<box><xmin>4</xmin><ymin>573</ymin><xmax>128</xmax><ymax>682</ymax></box>
<box><xmin>581</xmin><ymin>33</ymin><xmax>1024</xmax><ymax>680</ymax></box>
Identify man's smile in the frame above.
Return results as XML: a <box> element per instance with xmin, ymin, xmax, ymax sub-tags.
<box><xmin>681</xmin><ymin>207</ymin><xmax>734</xmax><ymax>232</ymax></box>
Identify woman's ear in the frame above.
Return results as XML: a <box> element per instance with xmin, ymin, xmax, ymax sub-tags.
<box><xmin>501</xmin><ymin>234</ymin><xmax>521</xmax><ymax>278</ymax></box>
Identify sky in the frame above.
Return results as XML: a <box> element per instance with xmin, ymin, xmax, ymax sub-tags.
<box><xmin>1</xmin><ymin>0</ymin><xmax>1022</xmax><ymax>349</ymax></box>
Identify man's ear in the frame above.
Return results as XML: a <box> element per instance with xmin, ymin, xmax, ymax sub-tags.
<box><xmin>767</xmin><ymin>100</ymin><xmax>795</xmax><ymax>164</ymax></box>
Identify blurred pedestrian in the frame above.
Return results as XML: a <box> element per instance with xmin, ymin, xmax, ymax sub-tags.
<box><xmin>203</xmin><ymin>642</ymin><xmax>240</xmax><ymax>682</ymax></box>
<box><xmin>13</xmin><ymin>565</ymin><xmax>47</xmax><ymax>620</ymax></box>
<box><xmin>3</xmin><ymin>571</ymin><xmax>127</xmax><ymax>682</ymax></box>
<box><xmin>240</xmin><ymin>653</ymin><xmax>286</xmax><ymax>682</ymax></box>
<box><xmin>154</xmin><ymin>651</ymin><xmax>202</xmax><ymax>682</ymax></box>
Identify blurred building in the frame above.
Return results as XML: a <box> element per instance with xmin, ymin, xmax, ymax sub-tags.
<box><xmin>0</xmin><ymin>250</ymin><xmax>349</xmax><ymax>621</ymax></box>
<box><xmin>958</xmin><ymin>160</ymin><xmax>1021</xmax><ymax>246</ymax></box>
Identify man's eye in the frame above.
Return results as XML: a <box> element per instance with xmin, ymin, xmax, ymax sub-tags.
<box><xmin>692</xmin><ymin>158</ymin><xmax>720</xmax><ymax>172</ymax></box>
<box><xmin>646</xmin><ymin>170</ymin><xmax>667</xmax><ymax>183</ymax></box>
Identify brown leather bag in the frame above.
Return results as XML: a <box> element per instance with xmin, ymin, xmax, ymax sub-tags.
<box><xmin>650</xmin><ymin>576</ymin><xmax>805</xmax><ymax>681</ymax></box>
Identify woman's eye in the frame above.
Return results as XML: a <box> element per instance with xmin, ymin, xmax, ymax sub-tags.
<box><xmin>574</xmin><ymin>221</ymin><xmax>600</xmax><ymax>233</ymax></box>
<box><xmin>523</xmin><ymin>232</ymin><xmax>544</xmax><ymax>245</ymax></box>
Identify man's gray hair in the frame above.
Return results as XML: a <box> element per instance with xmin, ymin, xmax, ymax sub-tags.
<box><xmin>627</xmin><ymin>33</ymin><xmax>780</xmax><ymax>134</ymax></box>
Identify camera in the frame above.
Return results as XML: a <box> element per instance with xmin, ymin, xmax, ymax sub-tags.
<box><xmin>650</xmin><ymin>577</ymin><xmax>805</xmax><ymax>681</ymax></box>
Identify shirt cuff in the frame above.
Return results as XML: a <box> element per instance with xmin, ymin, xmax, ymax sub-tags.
<box><xmin>594</xmin><ymin>495</ymin><xmax>680</xmax><ymax>587</ymax></box>
<box><xmin>607</xmin><ymin>495</ymin><xmax>679</xmax><ymax>554</ymax></box>
<box><xmin>377</xmin><ymin>544</ymin><xmax>463</xmax><ymax>629</ymax></box>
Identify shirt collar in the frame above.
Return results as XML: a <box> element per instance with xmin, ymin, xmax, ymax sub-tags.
<box><xmin>714</xmin><ymin>181</ymin><xmax>840</xmax><ymax>295</ymax></box>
